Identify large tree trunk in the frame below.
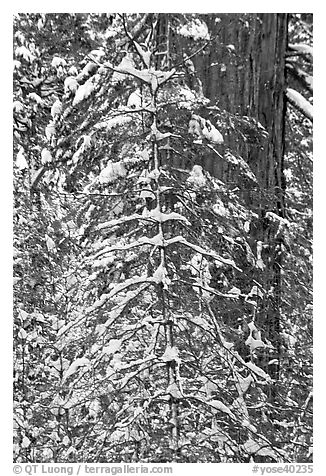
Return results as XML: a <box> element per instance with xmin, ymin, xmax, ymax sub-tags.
<box><xmin>196</xmin><ymin>13</ymin><xmax>288</xmax><ymax>381</ymax></box>
<box><xmin>198</xmin><ymin>14</ymin><xmax>287</xmax><ymax>191</ymax></box>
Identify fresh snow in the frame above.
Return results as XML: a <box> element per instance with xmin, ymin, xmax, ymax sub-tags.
<box><xmin>18</xmin><ymin>328</ymin><xmax>27</xmax><ymax>340</ymax></box>
<box><xmin>289</xmin><ymin>43</ymin><xmax>313</xmax><ymax>56</ymax></box>
<box><xmin>133</xmin><ymin>41</ymin><xmax>151</xmax><ymax>68</ymax></box>
<box><xmin>76</xmin><ymin>62</ymin><xmax>98</xmax><ymax>81</ymax></box>
<box><xmin>111</xmin><ymin>53</ymin><xmax>136</xmax><ymax>84</ymax></box>
<box><xmin>13</xmin><ymin>100</ymin><xmax>24</xmax><ymax>112</ymax></box>
<box><xmin>127</xmin><ymin>90</ymin><xmax>142</xmax><ymax>109</ymax></box>
<box><xmin>41</xmin><ymin>148</ymin><xmax>52</xmax><ymax>164</ymax></box>
<box><xmin>245</xmin><ymin>334</ymin><xmax>266</xmax><ymax>351</ymax></box>
<box><xmin>16</xmin><ymin>148</ymin><xmax>28</xmax><ymax>170</ymax></box>
<box><xmin>92</xmin><ymin>254</ymin><xmax>115</xmax><ymax>269</ymax></box>
<box><xmin>189</xmin><ymin>115</ymin><xmax>224</xmax><ymax>144</ymax></box>
<box><xmin>64</xmin><ymin>76</ymin><xmax>78</xmax><ymax>94</ymax></box>
<box><xmin>286</xmin><ymin>88</ymin><xmax>313</xmax><ymax>120</ymax></box>
<box><xmin>21</xmin><ymin>436</ymin><xmax>31</xmax><ymax>448</ymax></box>
<box><xmin>243</xmin><ymin>438</ymin><xmax>277</xmax><ymax>458</ymax></box>
<box><xmin>149</xmin><ymin>208</ymin><xmax>191</xmax><ymax>225</ymax></box>
<box><xmin>45</xmin><ymin>234</ymin><xmax>56</xmax><ymax>252</ymax></box>
<box><xmin>227</xmin><ymin>287</ymin><xmax>242</xmax><ymax>298</ymax></box>
<box><xmin>179</xmin><ymin>86</ymin><xmax>197</xmax><ymax>103</ymax></box>
<box><xmin>99</xmin><ymin>161</ymin><xmax>127</xmax><ymax>184</ymax></box>
<box><xmin>51</xmin><ymin>56</ymin><xmax>66</xmax><ymax>68</ymax></box>
<box><xmin>68</xmin><ymin>65</ymin><xmax>78</xmax><ymax>76</ymax></box>
<box><xmin>187</xmin><ymin>165</ymin><xmax>207</xmax><ymax>187</ymax></box>
<box><xmin>51</xmin><ymin>98</ymin><xmax>62</xmax><ymax>118</ymax></box>
<box><xmin>161</xmin><ymin>346</ymin><xmax>180</xmax><ymax>362</ymax></box>
<box><xmin>73</xmin><ymin>78</ymin><xmax>95</xmax><ymax>106</ymax></box>
<box><xmin>165</xmin><ymin>235</ymin><xmax>241</xmax><ymax>270</ymax></box>
<box><xmin>45</xmin><ymin>122</ymin><xmax>56</xmax><ymax>141</ymax></box>
<box><xmin>246</xmin><ymin>285</ymin><xmax>264</xmax><ymax>300</ymax></box>
<box><xmin>102</xmin><ymin>339</ymin><xmax>122</xmax><ymax>355</ymax></box>
<box><xmin>62</xmin><ymin>357</ymin><xmax>90</xmax><ymax>382</ymax></box>
<box><xmin>152</xmin><ymin>263</ymin><xmax>171</xmax><ymax>288</ymax></box>
<box><xmin>213</xmin><ymin>198</ymin><xmax>229</xmax><ymax>217</ymax></box>
<box><xmin>15</xmin><ymin>45</ymin><xmax>35</xmax><ymax>63</ymax></box>
<box><xmin>246</xmin><ymin>362</ymin><xmax>271</xmax><ymax>381</ymax></box>
<box><xmin>92</xmin><ymin>233</ymin><xmax>164</xmax><ymax>258</ymax></box>
<box><xmin>109</xmin><ymin>58</ymin><xmax>175</xmax><ymax>87</ymax></box>
<box><xmin>265</xmin><ymin>211</ymin><xmax>290</xmax><ymax>233</ymax></box>
<box><xmin>235</xmin><ymin>375</ymin><xmax>253</xmax><ymax>394</ymax></box>
<box><xmin>97</xmin><ymin>209</ymin><xmax>190</xmax><ymax>230</ymax></box>
<box><xmin>27</xmin><ymin>92</ymin><xmax>43</xmax><ymax>104</ymax></box>
<box><xmin>209</xmin><ymin>399</ymin><xmax>234</xmax><ymax>417</ymax></box>
<box><xmin>95</xmin><ymin>115</ymin><xmax>132</xmax><ymax>131</ymax></box>
<box><xmin>89</xmin><ymin>49</ymin><xmax>105</xmax><ymax>61</ymax></box>
<box><xmin>178</xmin><ymin>19</ymin><xmax>210</xmax><ymax>41</ymax></box>
<box><xmin>166</xmin><ymin>382</ymin><xmax>183</xmax><ymax>398</ymax></box>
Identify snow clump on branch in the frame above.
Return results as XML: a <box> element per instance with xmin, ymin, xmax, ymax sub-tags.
<box><xmin>99</xmin><ymin>161</ymin><xmax>127</xmax><ymax>184</ymax></box>
<box><xmin>111</xmin><ymin>53</ymin><xmax>136</xmax><ymax>84</ymax></box>
<box><xmin>187</xmin><ymin>165</ymin><xmax>207</xmax><ymax>187</ymax></box>
<box><xmin>73</xmin><ymin>78</ymin><xmax>95</xmax><ymax>106</ymax></box>
<box><xmin>178</xmin><ymin>18</ymin><xmax>210</xmax><ymax>41</ymax></box>
<box><xmin>64</xmin><ymin>77</ymin><xmax>78</xmax><ymax>95</ymax></box>
<box><xmin>188</xmin><ymin>114</ymin><xmax>224</xmax><ymax>144</ymax></box>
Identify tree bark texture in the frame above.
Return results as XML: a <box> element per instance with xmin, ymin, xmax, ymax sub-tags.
<box><xmin>195</xmin><ymin>14</ymin><xmax>288</xmax><ymax>381</ymax></box>
<box><xmin>196</xmin><ymin>14</ymin><xmax>288</xmax><ymax>201</ymax></box>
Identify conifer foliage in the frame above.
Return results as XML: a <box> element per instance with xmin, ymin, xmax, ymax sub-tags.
<box><xmin>13</xmin><ymin>13</ymin><xmax>312</xmax><ymax>463</ymax></box>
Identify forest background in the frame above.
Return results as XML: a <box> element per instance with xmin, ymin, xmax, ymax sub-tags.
<box><xmin>2</xmin><ymin>2</ymin><xmax>325</xmax><ymax>472</ymax></box>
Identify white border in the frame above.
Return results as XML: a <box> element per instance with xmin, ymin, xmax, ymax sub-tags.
<box><xmin>3</xmin><ymin>5</ymin><xmax>324</xmax><ymax>475</ymax></box>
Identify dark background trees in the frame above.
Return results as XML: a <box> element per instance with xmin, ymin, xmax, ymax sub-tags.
<box><xmin>13</xmin><ymin>13</ymin><xmax>312</xmax><ymax>463</ymax></box>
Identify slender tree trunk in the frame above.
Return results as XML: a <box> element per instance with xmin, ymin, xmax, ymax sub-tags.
<box><xmin>153</xmin><ymin>14</ymin><xmax>180</xmax><ymax>456</ymax></box>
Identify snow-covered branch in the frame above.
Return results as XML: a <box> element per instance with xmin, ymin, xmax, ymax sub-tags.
<box><xmin>97</xmin><ymin>209</ymin><xmax>190</xmax><ymax>230</ymax></box>
<box><xmin>288</xmin><ymin>43</ymin><xmax>313</xmax><ymax>57</ymax></box>
<box><xmin>286</xmin><ymin>88</ymin><xmax>313</xmax><ymax>121</ymax></box>
<box><xmin>102</xmin><ymin>59</ymin><xmax>176</xmax><ymax>87</ymax></box>
<box><xmin>92</xmin><ymin>233</ymin><xmax>164</xmax><ymax>259</ymax></box>
<box><xmin>166</xmin><ymin>235</ymin><xmax>241</xmax><ymax>271</ymax></box>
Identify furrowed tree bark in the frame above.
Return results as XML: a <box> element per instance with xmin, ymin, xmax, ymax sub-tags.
<box><xmin>152</xmin><ymin>15</ymin><xmax>180</xmax><ymax>456</ymax></box>
<box><xmin>195</xmin><ymin>14</ymin><xmax>288</xmax><ymax>384</ymax></box>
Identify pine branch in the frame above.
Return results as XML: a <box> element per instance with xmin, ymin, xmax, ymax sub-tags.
<box><xmin>286</xmin><ymin>87</ymin><xmax>313</xmax><ymax>121</ymax></box>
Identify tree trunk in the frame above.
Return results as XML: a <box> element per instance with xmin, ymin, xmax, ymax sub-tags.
<box><xmin>196</xmin><ymin>13</ymin><xmax>288</xmax><ymax>381</ymax></box>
